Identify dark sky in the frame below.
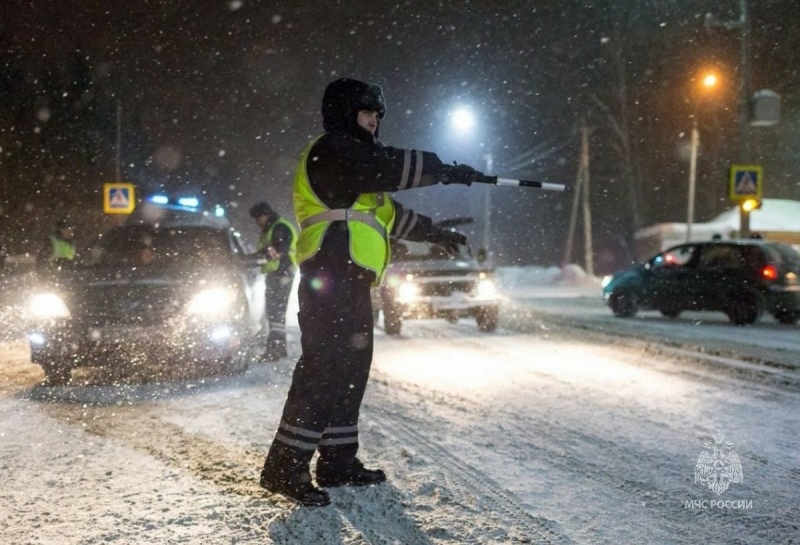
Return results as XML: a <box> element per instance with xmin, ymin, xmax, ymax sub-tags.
<box><xmin>2</xmin><ymin>0</ymin><xmax>799</xmax><ymax>271</ymax></box>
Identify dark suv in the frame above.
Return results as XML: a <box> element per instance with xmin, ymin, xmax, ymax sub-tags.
<box><xmin>602</xmin><ymin>239</ymin><xmax>800</xmax><ymax>325</ymax></box>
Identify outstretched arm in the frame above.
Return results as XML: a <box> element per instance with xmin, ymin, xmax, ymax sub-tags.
<box><xmin>307</xmin><ymin>132</ymin><xmax>445</xmax><ymax>198</ymax></box>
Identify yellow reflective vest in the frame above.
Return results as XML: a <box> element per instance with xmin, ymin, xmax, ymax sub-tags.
<box><xmin>49</xmin><ymin>235</ymin><xmax>76</xmax><ymax>261</ymax></box>
<box><xmin>257</xmin><ymin>217</ymin><xmax>297</xmax><ymax>274</ymax></box>
<box><xmin>293</xmin><ymin>138</ymin><xmax>396</xmax><ymax>284</ymax></box>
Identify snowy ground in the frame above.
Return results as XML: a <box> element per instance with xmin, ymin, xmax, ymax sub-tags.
<box><xmin>1</xmin><ymin>266</ymin><xmax>798</xmax><ymax>544</ymax></box>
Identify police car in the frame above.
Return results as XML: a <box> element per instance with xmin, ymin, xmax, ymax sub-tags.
<box><xmin>26</xmin><ymin>195</ymin><xmax>265</xmax><ymax>385</ymax></box>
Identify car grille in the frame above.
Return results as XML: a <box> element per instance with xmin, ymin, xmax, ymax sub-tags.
<box><xmin>418</xmin><ymin>280</ymin><xmax>475</xmax><ymax>296</ymax></box>
<box><xmin>73</xmin><ymin>284</ymin><xmax>183</xmax><ymax>327</ymax></box>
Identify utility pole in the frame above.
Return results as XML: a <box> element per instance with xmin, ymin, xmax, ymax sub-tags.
<box><xmin>705</xmin><ymin>0</ymin><xmax>752</xmax><ymax>236</ymax></box>
<box><xmin>738</xmin><ymin>0</ymin><xmax>752</xmax><ymax>237</ymax></box>
<box><xmin>115</xmin><ymin>98</ymin><xmax>122</xmax><ymax>182</ymax></box>
<box><xmin>737</xmin><ymin>0</ymin><xmax>752</xmax><ymax>162</ymax></box>
<box><xmin>580</xmin><ymin>125</ymin><xmax>594</xmax><ymax>276</ymax></box>
<box><xmin>686</xmin><ymin>118</ymin><xmax>700</xmax><ymax>243</ymax></box>
<box><xmin>483</xmin><ymin>153</ymin><xmax>493</xmax><ymax>256</ymax></box>
<box><xmin>564</xmin><ymin>121</ymin><xmax>593</xmax><ymax>276</ymax></box>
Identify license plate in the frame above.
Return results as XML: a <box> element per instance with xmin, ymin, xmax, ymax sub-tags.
<box><xmin>87</xmin><ymin>326</ymin><xmax>152</xmax><ymax>343</ymax></box>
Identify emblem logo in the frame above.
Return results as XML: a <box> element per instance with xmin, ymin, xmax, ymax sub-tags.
<box><xmin>694</xmin><ymin>431</ymin><xmax>743</xmax><ymax>495</ymax></box>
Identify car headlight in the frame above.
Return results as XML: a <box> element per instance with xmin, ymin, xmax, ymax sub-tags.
<box><xmin>396</xmin><ymin>281</ymin><xmax>419</xmax><ymax>302</ymax></box>
<box><xmin>186</xmin><ymin>287</ymin><xmax>236</xmax><ymax>318</ymax></box>
<box><xmin>29</xmin><ymin>292</ymin><xmax>71</xmax><ymax>319</ymax></box>
<box><xmin>476</xmin><ymin>278</ymin><xmax>497</xmax><ymax>297</ymax></box>
<box><xmin>601</xmin><ymin>275</ymin><xmax>613</xmax><ymax>289</ymax></box>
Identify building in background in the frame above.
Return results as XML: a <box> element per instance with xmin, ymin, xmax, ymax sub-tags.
<box><xmin>634</xmin><ymin>199</ymin><xmax>800</xmax><ymax>260</ymax></box>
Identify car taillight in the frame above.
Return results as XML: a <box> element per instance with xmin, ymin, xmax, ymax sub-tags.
<box><xmin>760</xmin><ymin>265</ymin><xmax>778</xmax><ymax>281</ymax></box>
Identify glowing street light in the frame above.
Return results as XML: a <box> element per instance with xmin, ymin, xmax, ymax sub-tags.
<box><xmin>450</xmin><ymin>107</ymin><xmax>475</xmax><ymax>134</ymax></box>
<box><xmin>702</xmin><ymin>73</ymin><xmax>718</xmax><ymax>89</ymax></box>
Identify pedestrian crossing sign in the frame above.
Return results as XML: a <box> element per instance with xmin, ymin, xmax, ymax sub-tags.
<box><xmin>729</xmin><ymin>165</ymin><xmax>762</xmax><ymax>201</ymax></box>
<box><xmin>103</xmin><ymin>182</ymin><xmax>136</xmax><ymax>214</ymax></box>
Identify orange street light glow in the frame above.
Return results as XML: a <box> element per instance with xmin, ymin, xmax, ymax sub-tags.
<box><xmin>702</xmin><ymin>73</ymin><xmax>718</xmax><ymax>88</ymax></box>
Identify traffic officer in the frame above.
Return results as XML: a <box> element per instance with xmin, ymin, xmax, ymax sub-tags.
<box><xmin>258</xmin><ymin>77</ymin><xmax>479</xmax><ymax>506</ymax></box>
<box><xmin>37</xmin><ymin>218</ymin><xmax>77</xmax><ymax>271</ymax></box>
<box><xmin>250</xmin><ymin>201</ymin><xmax>297</xmax><ymax>362</ymax></box>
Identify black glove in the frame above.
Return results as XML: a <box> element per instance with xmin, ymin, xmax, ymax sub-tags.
<box><xmin>437</xmin><ymin>163</ymin><xmax>480</xmax><ymax>186</ymax></box>
<box><xmin>427</xmin><ymin>227</ymin><xmax>467</xmax><ymax>257</ymax></box>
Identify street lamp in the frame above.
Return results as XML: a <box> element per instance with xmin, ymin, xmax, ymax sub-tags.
<box><xmin>450</xmin><ymin>107</ymin><xmax>475</xmax><ymax>134</ymax></box>
<box><xmin>686</xmin><ymin>71</ymin><xmax>719</xmax><ymax>243</ymax></box>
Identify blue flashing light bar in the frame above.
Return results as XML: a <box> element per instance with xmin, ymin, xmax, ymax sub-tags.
<box><xmin>149</xmin><ymin>195</ymin><xmax>170</xmax><ymax>204</ymax></box>
<box><xmin>214</xmin><ymin>206</ymin><xmax>225</xmax><ymax>217</ymax></box>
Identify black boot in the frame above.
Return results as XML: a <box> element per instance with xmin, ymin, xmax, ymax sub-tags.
<box><xmin>260</xmin><ymin>448</ymin><xmax>330</xmax><ymax>507</ymax></box>
<box><xmin>260</xmin><ymin>466</ymin><xmax>330</xmax><ymax>506</ymax></box>
<box><xmin>316</xmin><ymin>458</ymin><xmax>386</xmax><ymax>488</ymax></box>
<box><xmin>261</xmin><ymin>345</ymin><xmax>287</xmax><ymax>362</ymax></box>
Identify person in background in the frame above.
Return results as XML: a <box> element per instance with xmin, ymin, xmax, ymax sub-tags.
<box><xmin>37</xmin><ymin>218</ymin><xmax>77</xmax><ymax>271</ymax></box>
<box><xmin>250</xmin><ymin>201</ymin><xmax>297</xmax><ymax>362</ymax></box>
<box><xmin>258</xmin><ymin>77</ymin><xmax>479</xmax><ymax>506</ymax></box>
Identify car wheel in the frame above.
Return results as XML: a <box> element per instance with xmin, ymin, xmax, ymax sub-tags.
<box><xmin>222</xmin><ymin>353</ymin><xmax>249</xmax><ymax>375</ymax></box>
<box><xmin>609</xmin><ymin>288</ymin><xmax>638</xmax><ymax>318</ymax></box>
<box><xmin>41</xmin><ymin>360</ymin><xmax>72</xmax><ymax>386</ymax></box>
<box><xmin>724</xmin><ymin>292</ymin><xmax>759</xmax><ymax>325</ymax></box>
<box><xmin>383</xmin><ymin>303</ymin><xmax>402</xmax><ymax>336</ymax></box>
<box><xmin>659</xmin><ymin>305</ymin><xmax>682</xmax><ymax>319</ymax></box>
<box><xmin>476</xmin><ymin>306</ymin><xmax>499</xmax><ymax>332</ymax></box>
<box><xmin>773</xmin><ymin>309</ymin><xmax>798</xmax><ymax>325</ymax></box>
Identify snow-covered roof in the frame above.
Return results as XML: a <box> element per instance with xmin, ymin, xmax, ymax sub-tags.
<box><xmin>706</xmin><ymin>199</ymin><xmax>800</xmax><ymax>231</ymax></box>
<box><xmin>636</xmin><ymin>199</ymin><xmax>800</xmax><ymax>239</ymax></box>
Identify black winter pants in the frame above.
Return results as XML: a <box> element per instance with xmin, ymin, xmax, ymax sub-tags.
<box><xmin>263</xmin><ymin>261</ymin><xmax>375</xmax><ymax>476</ymax></box>
<box><xmin>265</xmin><ymin>272</ymin><xmax>293</xmax><ymax>350</ymax></box>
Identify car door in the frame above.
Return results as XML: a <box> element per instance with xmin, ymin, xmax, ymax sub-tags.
<box><xmin>230</xmin><ymin>231</ymin><xmax>265</xmax><ymax>333</ymax></box>
<box><xmin>645</xmin><ymin>244</ymin><xmax>699</xmax><ymax>310</ymax></box>
<box><xmin>694</xmin><ymin>244</ymin><xmax>750</xmax><ymax>310</ymax></box>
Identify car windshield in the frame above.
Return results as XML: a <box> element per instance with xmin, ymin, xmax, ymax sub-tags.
<box><xmin>84</xmin><ymin>226</ymin><xmax>232</xmax><ymax>267</ymax></box>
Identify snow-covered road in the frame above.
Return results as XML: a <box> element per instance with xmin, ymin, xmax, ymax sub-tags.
<box><xmin>1</xmin><ymin>307</ymin><xmax>798</xmax><ymax>544</ymax></box>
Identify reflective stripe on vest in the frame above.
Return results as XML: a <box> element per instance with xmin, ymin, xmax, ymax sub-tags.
<box><xmin>293</xmin><ymin>137</ymin><xmax>396</xmax><ymax>283</ymax></box>
<box><xmin>50</xmin><ymin>235</ymin><xmax>76</xmax><ymax>261</ymax></box>
<box><xmin>258</xmin><ymin>217</ymin><xmax>298</xmax><ymax>274</ymax></box>
<box><xmin>299</xmin><ymin>209</ymin><xmax>386</xmax><ymax>239</ymax></box>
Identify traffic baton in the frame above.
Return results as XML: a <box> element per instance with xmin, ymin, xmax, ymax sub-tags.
<box><xmin>475</xmin><ymin>174</ymin><xmax>566</xmax><ymax>192</ymax></box>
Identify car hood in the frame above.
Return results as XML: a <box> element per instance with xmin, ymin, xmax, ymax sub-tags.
<box><xmin>37</xmin><ymin>263</ymin><xmax>239</xmax><ymax>326</ymax></box>
<box><xmin>54</xmin><ymin>261</ymin><xmax>216</xmax><ymax>287</ymax></box>
<box><xmin>605</xmin><ymin>264</ymin><xmax>645</xmax><ymax>287</ymax></box>
<box><xmin>386</xmin><ymin>257</ymin><xmax>482</xmax><ymax>277</ymax></box>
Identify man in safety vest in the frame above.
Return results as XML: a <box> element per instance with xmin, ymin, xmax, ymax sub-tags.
<box><xmin>250</xmin><ymin>201</ymin><xmax>297</xmax><ymax>362</ymax></box>
<box><xmin>259</xmin><ymin>77</ymin><xmax>480</xmax><ymax>506</ymax></box>
<box><xmin>37</xmin><ymin>218</ymin><xmax>77</xmax><ymax>272</ymax></box>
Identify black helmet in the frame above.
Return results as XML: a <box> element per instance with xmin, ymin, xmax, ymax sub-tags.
<box><xmin>249</xmin><ymin>201</ymin><xmax>274</xmax><ymax>219</ymax></box>
<box><xmin>322</xmin><ymin>78</ymin><xmax>386</xmax><ymax>138</ymax></box>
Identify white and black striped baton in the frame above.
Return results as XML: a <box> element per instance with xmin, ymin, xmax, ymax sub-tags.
<box><xmin>475</xmin><ymin>174</ymin><xmax>566</xmax><ymax>192</ymax></box>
